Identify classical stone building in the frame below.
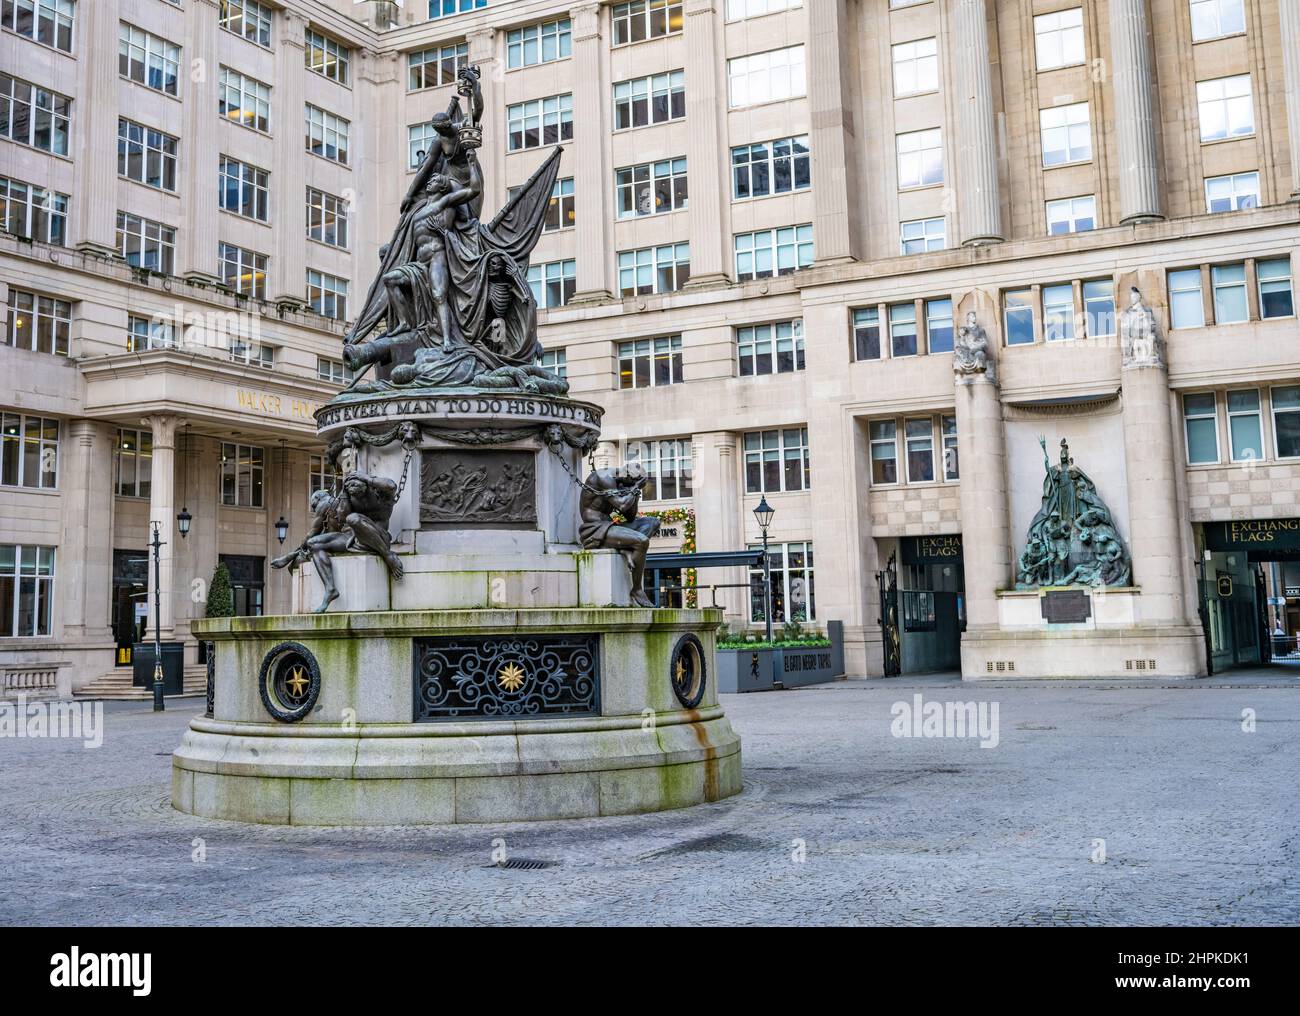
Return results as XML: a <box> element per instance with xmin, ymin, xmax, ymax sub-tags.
<box><xmin>2</xmin><ymin>0</ymin><xmax>1299</xmax><ymax>693</ymax></box>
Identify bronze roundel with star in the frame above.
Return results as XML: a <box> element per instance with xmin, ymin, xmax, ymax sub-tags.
<box><xmin>669</xmin><ymin>633</ymin><xmax>707</xmax><ymax>709</ymax></box>
<box><xmin>258</xmin><ymin>642</ymin><xmax>322</xmax><ymax>723</ymax></box>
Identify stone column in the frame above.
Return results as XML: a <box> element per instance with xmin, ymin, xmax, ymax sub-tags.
<box><xmin>182</xmin><ymin>0</ymin><xmax>222</xmax><ymax>280</ymax></box>
<box><xmin>692</xmin><ymin>432</ymin><xmax>744</xmax><ymax>620</ymax></box>
<box><xmin>142</xmin><ymin>414</ymin><xmax>181</xmax><ymax>638</ymax></box>
<box><xmin>271</xmin><ymin>10</ymin><xmax>308</xmax><ymax>304</ymax></box>
<box><xmin>951</xmin><ymin>0</ymin><xmax>1004</xmax><ymax>246</ymax></box>
<box><xmin>72</xmin><ymin>0</ymin><xmax>119</xmax><ymax>254</ymax></box>
<box><xmin>682</xmin><ymin>0</ymin><xmax>731</xmax><ymax>283</ymax></box>
<box><xmin>570</xmin><ymin>5</ymin><xmax>614</xmax><ymax>300</ymax></box>
<box><xmin>1109</xmin><ymin>0</ymin><xmax>1164</xmax><ymax>222</ymax></box>
<box><xmin>1281</xmin><ymin>0</ymin><xmax>1300</xmax><ymax>199</ymax></box>
<box><xmin>58</xmin><ymin>421</ymin><xmax>115</xmax><ymax>642</ymax></box>
<box><xmin>808</xmin><ymin>0</ymin><xmax>864</xmax><ymax>263</ymax></box>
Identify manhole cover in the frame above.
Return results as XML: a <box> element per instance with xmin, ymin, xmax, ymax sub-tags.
<box><xmin>486</xmin><ymin>858</ymin><xmax>553</xmax><ymax>871</ymax></box>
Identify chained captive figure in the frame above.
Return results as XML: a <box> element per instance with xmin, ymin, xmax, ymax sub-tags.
<box><xmin>579</xmin><ymin>463</ymin><xmax>661</xmax><ymax>608</ymax></box>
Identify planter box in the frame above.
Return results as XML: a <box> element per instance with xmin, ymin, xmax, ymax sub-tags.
<box><xmin>716</xmin><ymin>642</ymin><xmax>839</xmax><ymax>693</ymax></box>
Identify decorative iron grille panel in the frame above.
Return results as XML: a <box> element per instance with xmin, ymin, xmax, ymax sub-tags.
<box><xmin>414</xmin><ymin>635</ymin><xmax>600</xmax><ymax>720</ymax></box>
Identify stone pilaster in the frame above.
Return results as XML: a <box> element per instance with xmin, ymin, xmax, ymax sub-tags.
<box><xmin>142</xmin><ymin>414</ymin><xmax>181</xmax><ymax>638</ymax></box>
<box><xmin>692</xmin><ymin>432</ymin><xmax>744</xmax><ymax>620</ymax></box>
<box><xmin>182</xmin><ymin>0</ymin><xmax>222</xmax><ymax>281</ymax></box>
<box><xmin>1109</xmin><ymin>0</ymin><xmax>1164</xmax><ymax>223</ymax></box>
<box><xmin>72</xmin><ymin>0</ymin><xmax>119</xmax><ymax>254</ymax></box>
<box><xmin>355</xmin><ymin>50</ymin><xmax>401</xmax><ymax>292</ymax></box>
<box><xmin>570</xmin><ymin>5</ymin><xmax>614</xmax><ymax>300</ymax></box>
<box><xmin>272</xmin><ymin>10</ymin><xmax>309</xmax><ymax>304</ymax></box>
<box><xmin>953</xmin><ymin>372</ymin><xmax>1011</xmax><ymax>629</ymax></box>
<box><xmin>951</xmin><ymin>0</ymin><xmax>1004</xmax><ymax>245</ymax></box>
<box><xmin>466</xmin><ymin>28</ymin><xmax>502</xmax><ymax>214</ymax></box>
<box><xmin>1281</xmin><ymin>0</ymin><xmax>1300</xmax><ymax>199</ymax></box>
<box><xmin>682</xmin><ymin>0</ymin><xmax>731</xmax><ymax>283</ymax></box>
<box><xmin>808</xmin><ymin>0</ymin><xmax>864</xmax><ymax>262</ymax></box>
<box><xmin>58</xmin><ymin>421</ymin><xmax>114</xmax><ymax>642</ymax></box>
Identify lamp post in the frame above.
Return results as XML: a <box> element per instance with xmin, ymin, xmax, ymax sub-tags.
<box><xmin>149</xmin><ymin>519</ymin><xmax>165</xmax><ymax>712</ymax></box>
<box><xmin>752</xmin><ymin>496</ymin><xmax>775</xmax><ymax>644</ymax></box>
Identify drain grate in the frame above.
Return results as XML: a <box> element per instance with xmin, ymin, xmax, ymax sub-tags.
<box><xmin>487</xmin><ymin>858</ymin><xmax>553</xmax><ymax>871</ymax></box>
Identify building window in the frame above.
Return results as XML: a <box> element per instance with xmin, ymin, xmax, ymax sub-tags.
<box><xmin>5</xmin><ymin>288</ymin><xmax>70</xmax><ymax>356</ymax></box>
<box><xmin>728</xmin><ymin>46</ymin><xmax>805</xmax><ymax>108</ymax></box>
<box><xmin>744</xmin><ymin>428</ymin><xmax>809</xmax><ymax>494</ymax></box>
<box><xmin>429</xmin><ymin>0</ymin><xmax>488</xmax><ymax>18</ymax></box>
<box><xmin>409</xmin><ymin>123</ymin><xmax>437</xmax><ymax>169</ymax></box>
<box><xmin>1083</xmin><ymin>279</ymin><xmax>1116</xmax><ymax>337</ymax></box>
<box><xmin>1</xmin><ymin>74</ymin><xmax>70</xmax><ymax>155</ymax></box>
<box><xmin>628</xmin><ymin>439</ymin><xmax>693</xmax><ymax>500</ymax></box>
<box><xmin>892</xmin><ymin>37</ymin><xmax>938</xmax><ymax>96</ymax></box>
<box><xmin>1197</xmin><ymin>75</ymin><xmax>1254</xmax><ymax>141</ymax></box>
<box><xmin>1258</xmin><ymin>258</ymin><xmax>1294</xmax><ymax>319</ymax></box>
<box><xmin>307</xmin><ymin>270</ymin><xmax>348</xmax><ymax>320</ymax></box>
<box><xmin>527</xmin><ymin>260</ymin><xmax>576</xmax><ymax>309</ymax></box>
<box><xmin>127</xmin><ymin>315</ymin><xmax>176</xmax><ymax>352</ymax></box>
<box><xmin>613</xmin><ymin>71</ymin><xmax>685</xmax><ymax>130</ymax></box>
<box><xmin>218</xmin><ymin>243</ymin><xmax>267</xmax><ymax>299</ymax></box>
<box><xmin>612</xmin><ymin>1</ymin><xmax>683</xmax><ymax>45</ymax></box>
<box><xmin>544</xmin><ymin>177</ymin><xmax>575</xmax><ymax>231</ymax></box>
<box><xmin>1169</xmin><ymin>268</ymin><xmax>1205</xmax><ymax>328</ymax></box>
<box><xmin>852</xmin><ymin>308</ymin><xmax>881</xmax><ymax>361</ymax></box>
<box><xmin>728</xmin><ymin>0</ymin><xmax>802</xmax><ymax>17</ymax></box>
<box><xmin>114</xmin><ymin>428</ymin><xmax>152</xmax><ymax>497</ymax></box>
<box><xmin>1191</xmin><ymin>0</ymin><xmax>1245</xmax><ymax>43</ymax></box>
<box><xmin>539</xmin><ymin>348</ymin><xmax>567</xmax><ymax>378</ymax></box>
<box><xmin>219</xmin><ymin>157</ymin><xmax>269</xmax><ymax>222</ymax></box>
<box><xmin>1</xmin><ymin>414</ymin><xmax>57</xmax><ymax>489</ymax></box>
<box><xmin>1042</xmin><ymin>283</ymin><xmax>1075</xmax><ymax>341</ymax></box>
<box><xmin>748</xmin><ymin>541</ymin><xmax>814</xmax><ymax>624</ymax></box>
<box><xmin>117</xmin><ymin>118</ymin><xmax>177</xmax><ymax>191</ymax></box>
<box><xmin>1183</xmin><ymin>393</ymin><xmax>1219</xmax><ymax>463</ymax></box>
<box><xmin>1040</xmin><ymin>102</ymin><xmax>1091</xmax><ymax>166</ymax></box>
<box><xmin>734</xmin><ymin>224</ymin><xmax>813</xmax><ymax>281</ymax></box>
<box><xmin>0</xmin><ymin>545</ymin><xmax>55</xmax><ymax>638</ymax></box>
<box><xmin>1034</xmin><ymin>7</ymin><xmax>1084</xmax><ymax>70</ymax></box>
<box><xmin>2</xmin><ymin>0</ymin><xmax>73</xmax><ymax>53</ymax></box>
<box><xmin>220</xmin><ymin>443</ymin><xmax>264</xmax><ymax>508</ymax></box>
<box><xmin>119</xmin><ymin>24</ymin><xmax>181</xmax><ymax>96</ymax></box>
<box><xmin>926</xmin><ymin>298</ymin><xmax>954</xmax><ymax>353</ymax></box>
<box><xmin>1212</xmin><ymin>263</ymin><xmax>1248</xmax><ymax>324</ymax></box>
<box><xmin>1226</xmin><ymin>389</ymin><xmax>1263</xmax><ymax>462</ymax></box>
<box><xmin>507</xmin><ymin>94</ymin><xmax>573</xmax><ymax>151</ymax></box>
<box><xmin>306</xmin><ymin>105</ymin><xmax>350</xmax><ymax>164</ymax></box>
<box><xmin>619</xmin><ymin>335</ymin><xmax>683</xmax><ymax>389</ymax></box>
<box><xmin>897</xmin><ymin>128</ymin><xmax>943</xmax><ymax>188</ymax></box>
<box><xmin>901</xmin><ymin>217</ymin><xmax>945</xmax><ymax>255</ymax></box>
<box><xmin>1046</xmin><ymin>195</ymin><xmax>1095</xmax><ymax>235</ymax></box>
<box><xmin>305</xmin><ymin>29</ymin><xmax>350</xmax><ymax>85</ymax></box>
<box><xmin>408</xmin><ymin>42</ymin><xmax>468</xmax><ymax>90</ymax></box>
<box><xmin>731</xmin><ymin>136</ymin><xmax>810</xmax><ymax>200</ymax></box>
<box><xmin>317</xmin><ymin>357</ymin><xmax>351</xmax><ymax>384</ymax></box>
<box><xmin>618</xmin><ymin>244</ymin><xmax>690</xmax><ymax>296</ymax></box>
<box><xmin>870</xmin><ymin>421</ymin><xmax>898</xmax><ymax>484</ymax></box>
<box><xmin>309</xmin><ymin>454</ymin><xmax>330</xmax><ymax>496</ymax></box>
<box><xmin>307</xmin><ymin>188</ymin><xmax>349</xmax><ymax>249</ymax></box>
<box><xmin>737</xmin><ymin>320</ymin><xmax>804</xmax><ymax>376</ymax></box>
<box><xmin>1205</xmin><ymin>171</ymin><xmax>1259</xmax><ymax>213</ymax></box>
<box><xmin>508</xmin><ymin>19</ymin><xmax>571</xmax><ymax>68</ymax></box>
<box><xmin>0</xmin><ymin>176</ymin><xmax>67</xmax><ymax>245</ymax></box>
<box><xmin>905</xmin><ymin>418</ymin><xmax>935</xmax><ymax>483</ymax></box>
<box><xmin>1004</xmin><ymin>289</ymin><xmax>1035</xmax><ymax>345</ymax></box>
<box><xmin>616</xmin><ymin>159</ymin><xmax>688</xmax><ymax>218</ymax></box>
<box><xmin>889</xmin><ymin>303</ymin><xmax>918</xmax><ymax>357</ymax></box>
<box><xmin>1272</xmin><ymin>386</ymin><xmax>1300</xmax><ymax>459</ymax></box>
<box><xmin>116</xmin><ymin>212</ymin><xmax>176</xmax><ymax>275</ymax></box>
<box><xmin>220</xmin><ymin>0</ymin><xmax>272</xmax><ymax>47</ymax></box>
<box><xmin>219</xmin><ymin>68</ymin><xmax>270</xmax><ymax>133</ymax></box>
<box><xmin>230</xmin><ymin>339</ymin><xmax>274</xmax><ymax>369</ymax></box>
<box><xmin>942</xmin><ymin>415</ymin><xmax>959</xmax><ymax>480</ymax></box>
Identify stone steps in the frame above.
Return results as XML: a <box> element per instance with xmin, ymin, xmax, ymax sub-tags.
<box><xmin>76</xmin><ymin>665</ymin><xmax>208</xmax><ymax>701</ymax></box>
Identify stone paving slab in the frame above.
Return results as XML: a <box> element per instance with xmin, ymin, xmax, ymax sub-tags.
<box><xmin>1</xmin><ymin>678</ymin><xmax>1297</xmax><ymax>926</ymax></box>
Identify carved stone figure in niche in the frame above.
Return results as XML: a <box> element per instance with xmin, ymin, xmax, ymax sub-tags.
<box><xmin>579</xmin><ymin>463</ymin><xmax>660</xmax><ymax>608</ymax></box>
<box><xmin>1119</xmin><ymin>286</ymin><xmax>1165</xmax><ymax>368</ymax></box>
<box><xmin>953</xmin><ymin>311</ymin><xmax>996</xmax><ymax>381</ymax></box>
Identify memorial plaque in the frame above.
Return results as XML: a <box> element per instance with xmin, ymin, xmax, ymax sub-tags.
<box><xmin>1040</xmin><ymin>588</ymin><xmax>1092</xmax><ymax>624</ymax></box>
<box><xmin>420</xmin><ymin>449</ymin><xmax>536</xmax><ymax>525</ymax></box>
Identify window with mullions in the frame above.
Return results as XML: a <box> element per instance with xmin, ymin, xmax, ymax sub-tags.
<box><xmin>612</xmin><ymin>1</ymin><xmax>683</xmax><ymax>45</ymax></box>
<box><xmin>1226</xmin><ymin>389</ymin><xmax>1263</xmax><ymax>462</ymax></box>
<box><xmin>229</xmin><ymin>339</ymin><xmax>273</xmax><ymax>369</ymax></box>
<box><xmin>1191</xmin><ymin>0</ymin><xmax>1245</xmax><ymax>43</ymax></box>
<box><xmin>306</xmin><ymin>29</ymin><xmax>350</xmax><ymax>85</ymax></box>
<box><xmin>306</xmin><ymin>105</ymin><xmax>350</xmax><ymax>164</ymax></box>
<box><xmin>219</xmin><ymin>158</ymin><xmax>269</xmax><ymax>222</ymax></box>
<box><xmin>0</xmin><ymin>544</ymin><xmax>56</xmax><ymax>638</ymax></box>
<box><xmin>113</xmin><ymin>428</ymin><xmax>152</xmax><ymax>497</ymax></box>
<box><xmin>743</xmin><ymin>428</ymin><xmax>810</xmax><ymax>494</ymax></box>
<box><xmin>2</xmin><ymin>0</ymin><xmax>73</xmax><ymax>53</ymax></box>
<box><xmin>926</xmin><ymin>298</ymin><xmax>953</xmax><ymax>353</ymax></box>
<box><xmin>220</xmin><ymin>443</ymin><xmax>264</xmax><ymax>508</ymax></box>
<box><xmin>1004</xmin><ymin>289</ymin><xmax>1034</xmax><ymax>345</ymax></box>
<box><xmin>1205</xmin><ymin>171</ymin><xmax>1259</xmax><ymax>213</ymax></box>
<box><xmin>218</xmin><ymin>242</ymin><xmax>267</xmax><ymax>299</ymax></box>
<box><xmin>618</xmin><ymin>335</ymin><xmax>683</xmax><ymax>389</ymax></box>
<box><xmin>643</xmin><ymin>566</ymin><xmax>684</xmax><ymax>608</ymax></box>
<box><xmin>220</xmin><ymin>0</ymin><xmax>272</xmax><ymax>47</ymax></box>
<box><xmin>119</xmin><ymin>24</ymin><xmax>181</xmax><ymax>96</ymax></box>
<box><xmin>731</xmin><ymin>136</ymin><xmax>810</xmax><ymax>200</ymax></box>
<box><xmin>1212</xmin><ymin>263</ymin><xmax>1248</xmax><ymax>324</ymax></box>
<box><xmin>309</xmin><ymin>454</ymin><xmax>331</xmax><ymax>496</ymax></box>
<box><xmin>409</xmin><ymin>123</ymin><xmax>437</xmax><ymax>169</ymax></box>
<box><xmin>853</xmin><ymin>308</ymin><xmax>881</xmax><ymax>361</ymax></box>
<box><xmin>728</xmin><ymin>0</ymin><xmax>802</xmax><ymax>18</ymax></box>
<box><xmin>409</xmin><ymin>43</ymin><xmax>468</xmax><ymax>91</ymax></box>
<box><xmin>538</xmin><ymin>348</ymin><xmax>567</xmax><ymax>378</ymax></box>
<box><xmin>1273</xmin><ymin>386</ymin><xmax>1300</xmax><ymax>459</ymax></box>
<box><xmin>127</xmin><ymin>315</ymin><xmax>176</xmax><ymax>352</ymax></box>
<box><xmin>117</xmin><ymin>119</ymin><xmax>177</xmax><ymax>191</ymax></box>
<box><xmin>613</xmin><ymin>72</ymin><xmax>685</xmax><ymax>130</ymax></box>
<box><xmin>527</xmin><ymin>259</ymin><xmax>576</xmax><ymax>309</ymax></box>
<box><xmin>507</xmin><ymin>94</ymin><xmax>572</xmax><ymax>151</ymax></box>
<box><xmin>942</xmin><ymin>415</ymin><xmax>959</xmax><ymax>480</ymax></box>
<box><xmin>429</xmin><ymin>0</ymin><xmax>487</xmax><ymax>19</ymax></box>
<box><xmin>1258</xmin><ymin>258</ymin><xmax>1294</xmax><ymax>319</ymax></box>
<box><xmin>1034</xmin><ymin>7</ymin><xmax>1084</xmax><ymax>70</ymax></box>
<box><xmin>896</xmin><ymin>128</ymin><xmax>943</xmax><ymax>188</ymax></box>
<box><xmin>905</xmin><ymin>418</ymin><xmax>935</xmax><ymax>482</ymax></box>
<box><xmin>1083</xmin><ymin>279</ymin><xmax>1116</xmax><ymax>336</ymax></box>
<box><xmin>0</xmin><ymin>413</ymin><xmax>58</xmax><ymax>489</ymax></box>
<box><xmin>892</xmin><ymin>37</ymin><xmax>938</xmax><ymax>96</ymax></box>
<box><xmin>219</xmin><ymin>68</ymin><xmax>270</xmax><ymax>133</ymax></box>
<box><xmin>1046</xmin><ymin>195</ymin><xmax>1095</xmax><ymax>235</ymax></box>
<box><xmin>728</xmin><ymin>46</ymin><xmax>806</xmax><ymax>107</ymax></box>
<box><xmin>5</xmin><ymin>288</ymin><xmax>70</xmax><ymax>356</ymax></box>
<box><xmin>1040</xmin><ymin>102</ymin><xmax>1091</xmax><ymax>166</ymax></box>
<box><xmin>1</xmin><ymin>74</ymin><xmax>70</xmax><ymax>155</ymax></box>
<box><xmin>116</xmin><ymin>212</ymin><xmax>176</xmax><ymax>275</ymax></box>
<box><xmin>508</xmin><ymin>178</ymin><xmax>575</xmax><ymax>232</ymax></box>
<box><xmin>901</xmin><ymin>217</ymin><xmax>945</xmax><ymax>255</ymax></box>
<box><xmin>869</xmin><ymin>420</ymin><xmax>898</xmax><ymax>484</ymax></box>
<box><xmin>0</xmin><ymin>176</ymin><xmax>67</xmax><ymax>245</ymax></box>
<box><xmin>748</xmin><ymin>541</ymin><xmax>814</xmax><ymax>624</ymax></box>
<box><xmin>737</xmin><ymin>320</ymin><xmax>803</xmax><ymax>376</ymax></box>
<box><xmin>1183</xmin><ymin>392</ymin><xmax>1219</xmax><ymax>463</ymax></box>
<box><xmin>1168</xmin><ymin>268</ymin><xmax>1205</xmax><ymax>328</ymax></box>
<box><xmin>616</xmin><ymin>159</ymin><xmax>687</xmax><ymax>218</ymax></box>
<box><xmin>508</xmin><ymin>19</ymin><xmax>571</xmax><ymax>68</ymax></box>
<box><xmin>627</xmin><ymin>439</ymin><xmax>693</xmax><ymax>501</ymax></box>
<box><xmin>889</xmin><ymin>302</ymin><xmax>917</xmax><ymax>357</ymax></box>
<box><xmin>317</xmin><ymin>357</ymin><xmax>351</xmax><ymax>385</ymax></box>
<box><xmin>618</xmin><ymin>244</ymin><xmax>690</xmax><ymax>296</ymax></box>
<box><xmin>1042</xmin><ymin>283</ymin><xmax>1075</xmax><ymax>341</ymax></box>
<box><xmin>734</xmin><ymin>224</ymin><xmax>813</xmax><ymax>281</ymax></box>
<box><xmin>1197</xmin><ymin>75</ymin><xmax>1254</xmax><ymax>141</ymax></box>
<box><xmin>307</xmin><ymin>270</ymin><xmax>348</xmax><ymax>320</ymax></box>
<box><xmin>307</xmin><ymin>188</ymin><xmax>349</xmax><ymax>249</ymax></box>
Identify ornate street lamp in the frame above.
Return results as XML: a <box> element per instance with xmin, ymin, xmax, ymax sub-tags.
<box><xmin>176</xmin><ymin>508</ymin><xmax>192</xmax><ymax>538</ymax></box>
<box><xmin>177</xmin><ymin>423</ymin><xmax>192</xmax><ymax>539</ymax></box>
<box><xmin>274</xmin><ymin>515</ymin><xmax>289</xmax><ymax>544</ymax></box>
<box><xmin>752</xmin><ymin>496</ymin><xmax>775</xmax><ymax>643</ymax></box>
<box><xmin>149</xmin><ymin>519</ymin><xmax>166</xmax><ymax>712</ymax></box>
<box><xmin>275</xmin><ymin>439</ymin><xmax>290</xmax><ymax>544</ymax></box>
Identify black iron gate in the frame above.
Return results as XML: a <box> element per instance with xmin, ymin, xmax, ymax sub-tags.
<box><xmin>877</xmin><ymin>551</ymin><xmax>901</xmax><ymax>677</ymax></box>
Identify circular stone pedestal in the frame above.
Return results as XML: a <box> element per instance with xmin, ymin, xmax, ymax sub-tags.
<box><xmin>174</xmin><ymin>607</ymin><xmax>742</xmax><ymax>825</ymax></box>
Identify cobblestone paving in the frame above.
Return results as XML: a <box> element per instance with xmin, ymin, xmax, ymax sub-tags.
<box><xmin>2</xmin><ymin>675</ymin><xmax>1297</xmax><ymax>926</ymax></box>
